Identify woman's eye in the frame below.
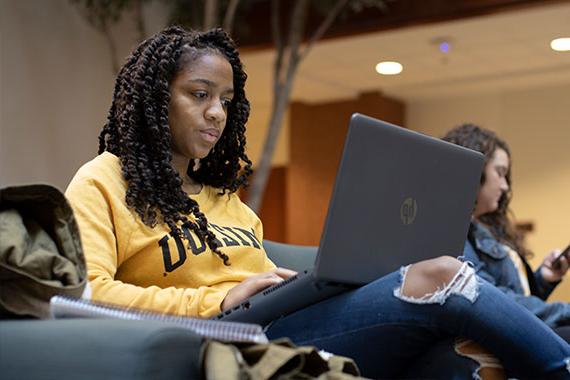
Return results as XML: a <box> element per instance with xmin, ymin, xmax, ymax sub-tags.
<box><xmin>193</xmin><ymin>91</ymin><xmax>208</xmax><ymax>99</ymax></box>
<box><xmin>221</xmin><ymin>98</ymin><xmax>233</xmax><ymax>108</ymax></box>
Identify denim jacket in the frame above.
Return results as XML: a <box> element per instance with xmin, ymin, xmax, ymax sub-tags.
<box><xmin>463</xmin><ymin>221</ymin><xmax>570</xmax><ymax>328</ymax></box>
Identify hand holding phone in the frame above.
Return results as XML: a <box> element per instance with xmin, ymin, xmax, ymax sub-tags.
<box><xmin>552</xmin><ymin>244</ymin><xmax>570</xmax><ymax>270</ymax></box>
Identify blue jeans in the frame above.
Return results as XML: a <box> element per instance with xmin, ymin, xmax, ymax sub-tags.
<box><xmin>266</xmin><ymin>267</ymin><xmax>570</xmax><ymax>379</ymax></box>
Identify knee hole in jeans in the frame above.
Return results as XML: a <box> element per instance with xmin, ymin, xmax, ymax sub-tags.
<box><xmin>394</xmin><ymin>259</ymin><xmax>479</xmax><ymax>305</ymax></box>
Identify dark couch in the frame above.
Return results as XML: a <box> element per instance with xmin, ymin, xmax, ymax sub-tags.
<box><xmin>0</xmin><ymin>240</ymin><xmax>487</xmax><ymax>380</ymax></box>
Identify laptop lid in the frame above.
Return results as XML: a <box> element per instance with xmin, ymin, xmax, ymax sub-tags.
<box><xmin>314</xmin><ymin>113</ymin><xmax>484</xmax><ymax>285</ymax></box>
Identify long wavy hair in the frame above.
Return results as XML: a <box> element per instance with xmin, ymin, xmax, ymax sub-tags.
<box><xmin>98</xmin><ymin>26</ymin><xmax>252</xmax><ymax>265</ymax></box>
<box><xmin>442</xmin><ymin>123</ymin><xmax>531</xmax><ymax>258</ymax></box>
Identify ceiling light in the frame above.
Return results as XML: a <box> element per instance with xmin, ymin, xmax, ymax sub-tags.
<box><xmin>439</xmin><ymin>41</ymin><xmax>451</xmax><ymax>53</ymax></box>
<box><xmin>375</xmin><ymin>61</ymin><xmax>403</xmax><ymax>75</ymax></box>
<box><xmin>431</xmin><ymin>36</ymin><xmax>453</xmax><ymax>54</ymax></box>
<box><xmin>551</xmin><ymin>38</ymin><xmax>570</xmax><ymax>52</ymax></box>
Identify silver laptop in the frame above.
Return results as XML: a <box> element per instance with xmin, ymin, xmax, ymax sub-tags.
<box><xmin>214</xmin><ymin>113</ymin><xmax>484</xmax><ymax>326</ymax></box>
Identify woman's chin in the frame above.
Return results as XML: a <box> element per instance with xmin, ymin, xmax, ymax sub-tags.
<box><xmin>475</xmin><ymin>204</ymin><xmax>498</xmax><ymax>218</ymax></box>
<box><xmin>188</xmin><ymin>147</ymin><xmax>214</xmax><ymax>160</ymax></box>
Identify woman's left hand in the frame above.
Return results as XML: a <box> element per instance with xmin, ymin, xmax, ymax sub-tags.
<box><xmin>540</xmin><ymin>249</ymin><xmax>569</xmax><ymax>283</ymax></box>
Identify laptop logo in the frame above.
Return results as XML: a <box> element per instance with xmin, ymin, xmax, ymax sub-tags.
<box><xmin>400</xmin><ymin>197</ymin><xmax>417</xmax><ymax>225</ymax></box>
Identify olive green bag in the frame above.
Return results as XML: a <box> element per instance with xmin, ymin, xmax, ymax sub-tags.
<box><xmin>204</xmin><ymin>338</ymin><xmax>365</xmax><ymax>380</ymax></box>
<box><xmin>0</xmin><ymin>184</ymin><xmax>87</xmax><ymax>319</ymax></box>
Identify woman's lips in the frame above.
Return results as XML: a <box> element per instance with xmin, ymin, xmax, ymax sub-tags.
<box><xmin>200</xmin><ymin>129</ymin><xmax>220</xmax><ymax>143</ymax></box>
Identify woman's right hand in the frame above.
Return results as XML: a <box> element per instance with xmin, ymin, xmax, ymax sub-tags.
<box><xmin>221</xmin><ymin>268</ymin><xmax>297</xmax><ymax>311</ymax></box>
<box><xmin>541</xmin><ymin>249</ymin><xmax>569</xmax><ymax>283</ymax></box>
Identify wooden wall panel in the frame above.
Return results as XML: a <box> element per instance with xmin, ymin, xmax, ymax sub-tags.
<box><xmin>257</xmin><ymin>166</ymin><xmax>287</xmax><ymax>242</ymax></box>
<box><xmin>286</xmin><ymin>92</ymin><xmax>405</xmax><ymax>245</ymax></box>
<box><xmin>241</xmin><ymin>166</ymin><xmax>287</xmax><ymax>242</ymax></box>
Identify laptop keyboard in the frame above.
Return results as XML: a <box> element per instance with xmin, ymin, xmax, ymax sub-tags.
<box><xmin>261</xmin><ymin>271</ymin><xmax>305</xmax><ymax>296</ymax></box>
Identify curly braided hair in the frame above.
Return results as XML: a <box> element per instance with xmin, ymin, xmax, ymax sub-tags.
<box><xmin>98</xmin><ymin>26</ymin><xmax>252</xmax><ymax>265</ymax></box>
<box><xmin>442</xmin><ymin>123</ymin><xmax>532</xmax><ymax>258</ymax></box>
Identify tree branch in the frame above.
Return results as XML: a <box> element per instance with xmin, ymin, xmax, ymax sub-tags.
<box><xmin>101</xmin><ymin>19</ymin><xmax>120</xmax><ymax>74</ymax></box>
<box><xmin>299</xmin><ymin>0</ymin><xmax>349</xmax><ymax>60</ymax></box>
<box><xmin>133</xmin><ymin>0</ymin><xmax>147</xmax><ymax>43</ymax></box>
<box><xmin>286</xmin><ymin>0</ymin><xmax>309</xmax><ymax>63</ymax></box>
<box><xmin>271</xmin><ymin>0</ymin><xmax>284</xmax><ymax>92</ymax></box>
<box><xmin>204</xmin><ymin>0</ymin><xmax>218</xmax><ymax>29</ymax></box>
<box><xmin>223</xmin><ymin>0</ymin><xmax>240</xmax><ymax>32</ymax></box>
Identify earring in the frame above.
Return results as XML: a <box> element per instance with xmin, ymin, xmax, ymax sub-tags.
<box><xmin>193</xmin><ymin>159</ymin><xmax>201</xmax><ymax>171</ymax></box>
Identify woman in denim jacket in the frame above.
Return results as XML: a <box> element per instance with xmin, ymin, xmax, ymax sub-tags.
<box><xmin>443</xmin><ymin>124</ymin><xmax>570</xmax><ymax>331</ymax></box>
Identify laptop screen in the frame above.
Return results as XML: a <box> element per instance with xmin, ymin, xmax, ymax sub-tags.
<box><xmin>314</xmin><ymin>114</ymin><xmax>484</xmax><ymax>285</ymax></box>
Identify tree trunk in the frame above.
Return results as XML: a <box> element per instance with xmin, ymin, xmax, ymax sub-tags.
<box><xmin>246</xmin><ymin>0</ymin><xmax>307</xmax><ymax>212</ymax></box>
<box><xmin>245</xmin><ymin>0</ymin><xmax>349</xmax><ymax>213</ymax></box>
<box><xmin>204</xmin><ymin>0</ymin><xmax>218</xmax><ymax>29</ymax></box>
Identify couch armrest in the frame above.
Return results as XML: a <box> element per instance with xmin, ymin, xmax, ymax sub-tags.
<box><xmin>0</xmin><ymin>319</ymin><xmax>204</xmax><ymax>380</ymax></box>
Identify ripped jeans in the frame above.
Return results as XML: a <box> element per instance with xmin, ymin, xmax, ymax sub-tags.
<box><xmin>266</xmin><ymin>262</ymin><xmax>570</xmax><ymax>379</ymax></box>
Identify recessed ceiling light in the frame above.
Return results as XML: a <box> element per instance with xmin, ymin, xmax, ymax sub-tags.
<box><xmin>375</xmin><ymin>61</ymin><xmax>403</xmax><ymax>75</ymax></box>
<box><xmin>431</xmin><ymin>37</ymin><xmax>453</xmax><ymax>54</ymax></box>
<box><xmin>550</xmin><ymin>37</ymin><xmax>570</xmax><ymax>52</ymax></box>
<box><xmin>439</xmin><ymin>41</ymin><xmax>451</xmax><ymax>53</ymax></box>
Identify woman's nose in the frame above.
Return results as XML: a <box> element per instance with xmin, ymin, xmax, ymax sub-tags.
<box><xmin>205</xmin><ymin>99</ymin><xmax>226</xmax><ymax>122</ymax></box>
<box><xmin>500</xmin><ymin>178</ymin><xmax>509</xmax><ymax>191</ymax></box>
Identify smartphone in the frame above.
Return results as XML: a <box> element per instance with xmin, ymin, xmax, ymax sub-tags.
<box><xmin>552</xmin><ymin>244</ymin><xmax>570</xmax><ymax>270</ymax></box>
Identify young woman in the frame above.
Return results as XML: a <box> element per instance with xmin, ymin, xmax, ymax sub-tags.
<box><xmin>443</xmin><ymin>124</ymin><xmax>570</xmax><ymax>332</ymax></box>
<box><xmin>65</xmin><ymin>26</ymin><xmax>570</xmax><ymax>379</ymax></box>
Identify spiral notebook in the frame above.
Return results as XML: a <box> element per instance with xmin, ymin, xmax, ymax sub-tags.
<box><xmin>49</xmin><ymin>295</ymin><xmax>268</xmax><ymax>343</ymax></box>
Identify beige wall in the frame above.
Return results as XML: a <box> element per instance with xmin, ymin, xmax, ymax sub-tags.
<box><xmin>0</xmin><ymin>0</ymin><xmax>168</xmax><ymax>190</ymax></box>
<box><xmin>1</xmin><ymin>0</ymin><xmax>109</xmax><ymax>190</ymax></box>
<box><xmin>407</xmin><ymin>84</ymin><xmax>570</xmax><ymax>301</ymax></box>
<box><xmin>0</xmin><ymin>0</ymin><xmax>286</xmax><ymax>191</ymax></box>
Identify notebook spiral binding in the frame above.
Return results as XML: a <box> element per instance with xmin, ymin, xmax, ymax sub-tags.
<box><xmin>49</xmin><ymin>295</ymin><xmax>268</xmax><ymax>343</ymax></box>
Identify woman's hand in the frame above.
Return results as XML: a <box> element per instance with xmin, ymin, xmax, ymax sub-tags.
<box><xmin>540</xmin><ymin>249</ymin><xmax>569</xmax><ymax>283</ymax></box>
<box><xmin>221</xmin><ymin>268</ymin><xmax>297</xmax><ymax>311</ymax></box>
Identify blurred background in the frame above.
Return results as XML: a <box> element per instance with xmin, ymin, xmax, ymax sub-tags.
<box><xmin>1</xmin><ymin>0</ymin><xmax>569</xmax><ymax>300</ymax></box>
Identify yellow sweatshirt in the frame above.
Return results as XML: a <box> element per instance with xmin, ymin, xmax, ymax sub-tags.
<box><xmin>65</xmin><ymin>152</ymin><xmax>275</xmax><ymax>318</ymax></box>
